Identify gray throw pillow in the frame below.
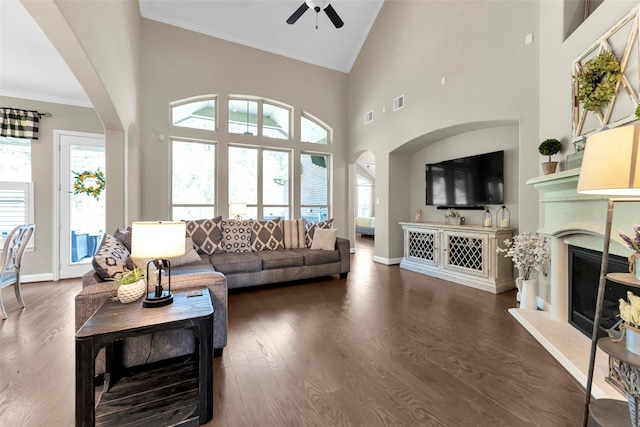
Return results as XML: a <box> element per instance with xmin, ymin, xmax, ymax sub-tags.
<box><xmin>251</xmin><ymin>218</ymin><xmax>284</xmax><ymax>251</ymax></box>
<box><xmin>113</xmin><ymin>227</ymin><xmax>132</xmax><ymax>252</ymax></box>
<box><xmin>185</xmin><ymin>216</ymin><xmax>223</xmax><ymax>255</ymax></box>
<box><xmin>92</xmin><ymin>233</ymin><xmax>131</xmax><ymax>281</ymax></box>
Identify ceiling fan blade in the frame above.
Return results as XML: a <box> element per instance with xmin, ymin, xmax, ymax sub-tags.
<box><xmin>287</xmin><ymin>3</ymin><xmax>309</xmax><ymax>24</ymax></box>
<box><xmin>324</xmin><ymin>4</ymin><xmax>344</xmax><ymax>28</ymax></box>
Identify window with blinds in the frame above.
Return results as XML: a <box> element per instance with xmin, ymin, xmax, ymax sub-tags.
<box><xmin>0</xmin><ymin>182</ymin><xmax>34</xmax><ymax>250</ymax></box>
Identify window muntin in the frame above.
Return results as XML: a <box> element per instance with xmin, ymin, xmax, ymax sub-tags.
<box><xmin>262</xmin><ymin>103</ymin><xmax>290</xmax><ymax>139</ymax></box>
<box><xmin>301</xmin><ymin>115</ymin><xmax>329</xmax><ymax>145</ymax></box>
<box><xmin>229</xmin><ymin>100</ymin><xmax>258</xmax><ymax>136</ymax></box>
<box><xmin>171</xmin><ymin>140</ymin><xmax>216</xmax><ymax>220</ymax></box>
<box><xmin>0</xmin><ymin>137</ymin><xmax>31</xmax><ymax>182</ymax></box>
<box><xmin>172</xmin><ymin>99</ymin><xmax>216</xmax><ymax>131</ymax></box>
<box><xmin>300</xmin><ymin>153</ymin><xmax>329</xmax><ymax>222</ymax></box>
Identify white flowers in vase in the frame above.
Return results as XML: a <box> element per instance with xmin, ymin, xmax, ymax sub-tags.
<box><xmin>497</xmin><ymin>232</ymin><xmax>550</xmax><ymax>280</ymax></box>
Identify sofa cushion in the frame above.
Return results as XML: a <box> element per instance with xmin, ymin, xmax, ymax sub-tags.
<box><xmin>251</xmin><ymin>218</ymin><xmax>284</xmax><ymax>251</ymax></box>
<box><xmin>92</xmin><ymin>233</ymin><xmax>131</xmax><ymax>280</ymax></box>
<box><xmin>221</xmin><ymin>220</ymin><xmax>252</xmax><ymax>253</ymax></box>
<box><xmin>292</xmin><ymin>247</ymin><xmax>340</xmax><ymax>266</ymax></box>
<box><xmin>210</xmin><ymin>252</ymin><xmax>262</xmax><ymax>274</ymax></box>
<box><xmin>282</xmin><ymin>219</ymin><xmax>306</xmax><ymax>249</ymax></box>
<box><xmin>310</xmin><ymin>228</ymin><xmax>337</xmax><ymax>251</ymax></box>
<box><xmin>305</xmin><ymin>219</ymin><xmax>334</xmax><ymax>248</ymax></box>
<box><xmin>186</xmin><ymin>217</ymin><xmax>223</xmax><ymax>255</ymax></box>
<box><xmin>255</xmin><ymin>250</ymin><xmax>304</xmax><ymax>270</ymax></box>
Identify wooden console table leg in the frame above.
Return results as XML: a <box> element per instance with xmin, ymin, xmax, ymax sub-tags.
<box><xmin>75</xmin><ymin>337</ymin><xmax>96</xmax><ymax>427</ymax></box>
<box><xmin>197</xmin><ymin>314</ymin><xmax>214</xmax><ymax>424</ymax></box>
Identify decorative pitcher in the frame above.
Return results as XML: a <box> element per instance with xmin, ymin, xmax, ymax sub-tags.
<box><xmin>516</xmin><ymin>277</ymin><xmax>537</xmax><ymax>310</ymax></box>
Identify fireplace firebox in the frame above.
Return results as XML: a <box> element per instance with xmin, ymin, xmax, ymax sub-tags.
<box><xmin>569</xmin><ymin>245</ymin><xmax>632</xmax><ymax>338</ymax></box>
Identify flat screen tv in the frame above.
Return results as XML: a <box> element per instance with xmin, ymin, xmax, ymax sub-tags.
<box><xmin>426</xmin><ymin>150</ymin><xmax>504</xmax><ymax>209</ymax></box>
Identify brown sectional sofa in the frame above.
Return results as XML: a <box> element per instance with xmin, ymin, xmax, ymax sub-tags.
<box><xmin>76</xmin><ymin>220</ymin><xmax>350</xmax><ymax>369</ymax></box>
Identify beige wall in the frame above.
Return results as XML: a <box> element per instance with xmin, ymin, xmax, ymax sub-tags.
<box><xmin>0</xmin><ymin>96</ymin><xmax>102</xmax><ymax>277</ymax></box>
<box><xmin>347</xmin><ymin>0</ymin><xmax>540</xmax><ymax>261</ymax></box>
<box><xmin>138</xmin><ymin>19</ymin><xmax>349</xmax><ymax>233</ymax></box>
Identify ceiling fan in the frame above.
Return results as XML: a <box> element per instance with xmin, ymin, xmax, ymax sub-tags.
<box><xmin>286</xmin><ymin>0</ymin><xmax>344</xmax><ymax>29</ymax></box>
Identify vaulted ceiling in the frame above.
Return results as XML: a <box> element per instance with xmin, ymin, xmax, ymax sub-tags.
<box><xmin>0</xmin><ymin>0</ymin><xmax>383</xmax><ymax>108</ymax></box>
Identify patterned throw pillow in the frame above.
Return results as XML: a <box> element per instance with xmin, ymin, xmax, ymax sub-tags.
<box><xmin>185</xmin><ymin>217</ymin><xmax>223</xmax><ymax>255</ymax></box>
<box><xmin>92</xmin><ymin>233</ymin><xmax>131</xmax><ymax>281</ymax></box>
<box><xmin>251</xmin><ymin>218</ymin><xmax>284</xmax><ymax>251</ymax></box>
<box><xmin>221</xmin><ymin>220</ymin><xmax>253</xmax><ymax>253</ymax></box>
<box><xmin>113</xmin><ymin>226</ymin><xmax>132</xmax><ymax>252</ymax></box>
<box><xmin>282</xmin><ymin>219</ymin><xmax>306</xmax><ymax>249</ymax></box>
<box><xmin>305</xmin><ymin>219</ymin><xmax>334</xmax><ymax>248</ymax></box>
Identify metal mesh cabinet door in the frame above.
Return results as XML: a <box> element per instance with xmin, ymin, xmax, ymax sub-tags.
<box><xmin>407</xmin><ymin>228</ymin><xmax>438</xmax><ymax>266</ymax></box>
<box><xmin>443</xmin><ymin>230</ymin><xmax>487</xmax><ymax>277</ymax></box>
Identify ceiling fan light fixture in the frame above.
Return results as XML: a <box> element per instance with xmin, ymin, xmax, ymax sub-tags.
<box><xmin>305</xmin><ymin>0</ymin><xmax>330</xmax><ymax>11</ymax></box>
<box><xmin>286</xmin><ymin>0</ymin><xmax>343</xmax><ymax>28</ymax></box>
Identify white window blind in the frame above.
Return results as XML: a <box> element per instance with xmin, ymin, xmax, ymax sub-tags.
<box><xmin>0</xmin><ymin>182</ymin><xmax>34</xmax><ymax>250</ymax></box>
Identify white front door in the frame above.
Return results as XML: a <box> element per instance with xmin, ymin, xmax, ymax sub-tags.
<box><xmin>57</xmin><ymin>131</ymin><xmax>105</xmax><ymax>279</ymax></box>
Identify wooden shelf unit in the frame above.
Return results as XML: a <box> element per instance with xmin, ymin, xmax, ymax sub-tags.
<box><xmin>588</xmin><ymin>273</ymin><xmax>640</xmax><ymax>426</ymax></box>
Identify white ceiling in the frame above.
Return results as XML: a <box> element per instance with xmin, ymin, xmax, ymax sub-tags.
<box><xmin>0</xmin><ymin>0</ymin><xmax>383</xmax><ymax>109</ymax></box>
<box><xmin>0</xmin><ymin>0</ymin><xmax>91</xmax><ymax>107</ymax></box>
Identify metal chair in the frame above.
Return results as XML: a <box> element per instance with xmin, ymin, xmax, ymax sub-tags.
<box><xmin>0</xmin><ymin>224</ymin><xmax>36</xmax><ymax>320</ymax></box>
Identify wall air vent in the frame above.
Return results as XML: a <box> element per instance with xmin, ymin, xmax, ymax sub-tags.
<box><xmin>393</xmin><ymin>95</ymin><xmax>405</xmax><ymax>111</ymax></box>
<box><xmin>364</xmin><ymin>110</ymin><xmax>373</xmax><ymax>124</ymax></box>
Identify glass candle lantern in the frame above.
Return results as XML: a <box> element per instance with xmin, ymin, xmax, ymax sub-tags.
<box><xmin>497</xmin><ymin>205</ymin><xmax>510</xmax><ymax>228</ymax></box>
<box><xmin>482</xmin><ymin>209</ymin><xmax>492</xmax><ymax>227</ymax></box>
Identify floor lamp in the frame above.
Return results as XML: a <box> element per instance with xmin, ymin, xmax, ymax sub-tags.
<box><xmin>577</xmin><ymin>124</ymin><xmax>640</xmax><ymax>426</ymax></box>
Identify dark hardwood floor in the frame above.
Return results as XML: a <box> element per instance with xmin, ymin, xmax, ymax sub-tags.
<box><xmin>1</xmin><ymin>236</ymin><xmax>585</xmax><ymax>426</ymax></box>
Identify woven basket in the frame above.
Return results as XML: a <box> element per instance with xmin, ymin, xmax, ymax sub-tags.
<box><xmin>117</xmin><ymin>279</ymin><xmax>146</xmax><ymax>304</ymax></box>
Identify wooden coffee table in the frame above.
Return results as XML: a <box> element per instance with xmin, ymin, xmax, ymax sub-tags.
<box><xmin>75</xmin><ymin>289</ymin><xmax>213</xmax><ymax>427</ymax></box>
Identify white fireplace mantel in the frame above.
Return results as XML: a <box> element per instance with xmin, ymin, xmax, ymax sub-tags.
<box><xmin>511</xmin><ymin>167</ymin><xmax>640</xmax><ymax>400</ymax></box>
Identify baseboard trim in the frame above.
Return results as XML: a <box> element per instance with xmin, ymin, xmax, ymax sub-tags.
<box><xmin>22</xmin><ymin>273</ymin><xmax>54</xmax><ymax>283</ymax></box>
<box><xmin>373</xmin><ymin>256</ymin><xmax>402</xmax><ymax>265</ymax></box>
<box><xmin>350</xmin><ymin>247</ymin><xmax>355</xmax><ymax>253</ymax></box>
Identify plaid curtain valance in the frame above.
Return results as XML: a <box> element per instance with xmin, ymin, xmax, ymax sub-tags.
<box><xmin>0</xmin><ymin>108</ymin><xmax>39</xmax><ymax>140</ymax></box>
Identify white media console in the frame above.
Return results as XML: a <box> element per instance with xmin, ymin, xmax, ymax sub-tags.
<box><xmin>399</xmin><ymin>222</ymin><xmax>514</xmax><ymax>293</ymax></box>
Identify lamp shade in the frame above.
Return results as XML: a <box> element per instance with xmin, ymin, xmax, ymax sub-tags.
<box><xmin>229</xmin><ymin>202</ymin><xmax>247</xmax><ymax>216</ymax></box>
<box><xmin>577</xmin><ymin>124</ymin><xmax>640</xmax><ymax>195</ymax></box>
<box><xmin>131</xmin><ymin>221</ymin><xmax>186</xmax><ymax>259</ymax></box>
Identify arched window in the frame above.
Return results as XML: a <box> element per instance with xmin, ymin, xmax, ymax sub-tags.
<box><xmin>301</xmin><ymin>113</ymin><xmax>329</xmax><ymax>145</ymax></box>
<box><xmin>171</xmin><ymin>97</ymin><xmax>216</xmax><ymax>131</ymax></box>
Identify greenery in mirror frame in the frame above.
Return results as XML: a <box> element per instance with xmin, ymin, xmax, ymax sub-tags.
<box><xmin>574</xmin><ymin>49</ymin><xmax>622</xmax><ymax>112</ymax></box>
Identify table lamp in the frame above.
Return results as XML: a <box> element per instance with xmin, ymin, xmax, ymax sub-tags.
<box><xmin>577</xmin><ymin>124</ymin><xmax>640</xmax><ymax>426</ymax></box>
<box><xmin>131</xmin><ymin>221</ymin><xmax>186</xmax><ymax>308</ymax></box>
<box><xmin>229</xmin><ymin>202</ymin><xmax>247</xmax><ymax>220</ymax></box>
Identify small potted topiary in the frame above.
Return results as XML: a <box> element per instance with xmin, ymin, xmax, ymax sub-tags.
<box><xmin>538</xmin><ymin>138</ymin><xmax>562</xmax><ymax>175</ymax></box>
